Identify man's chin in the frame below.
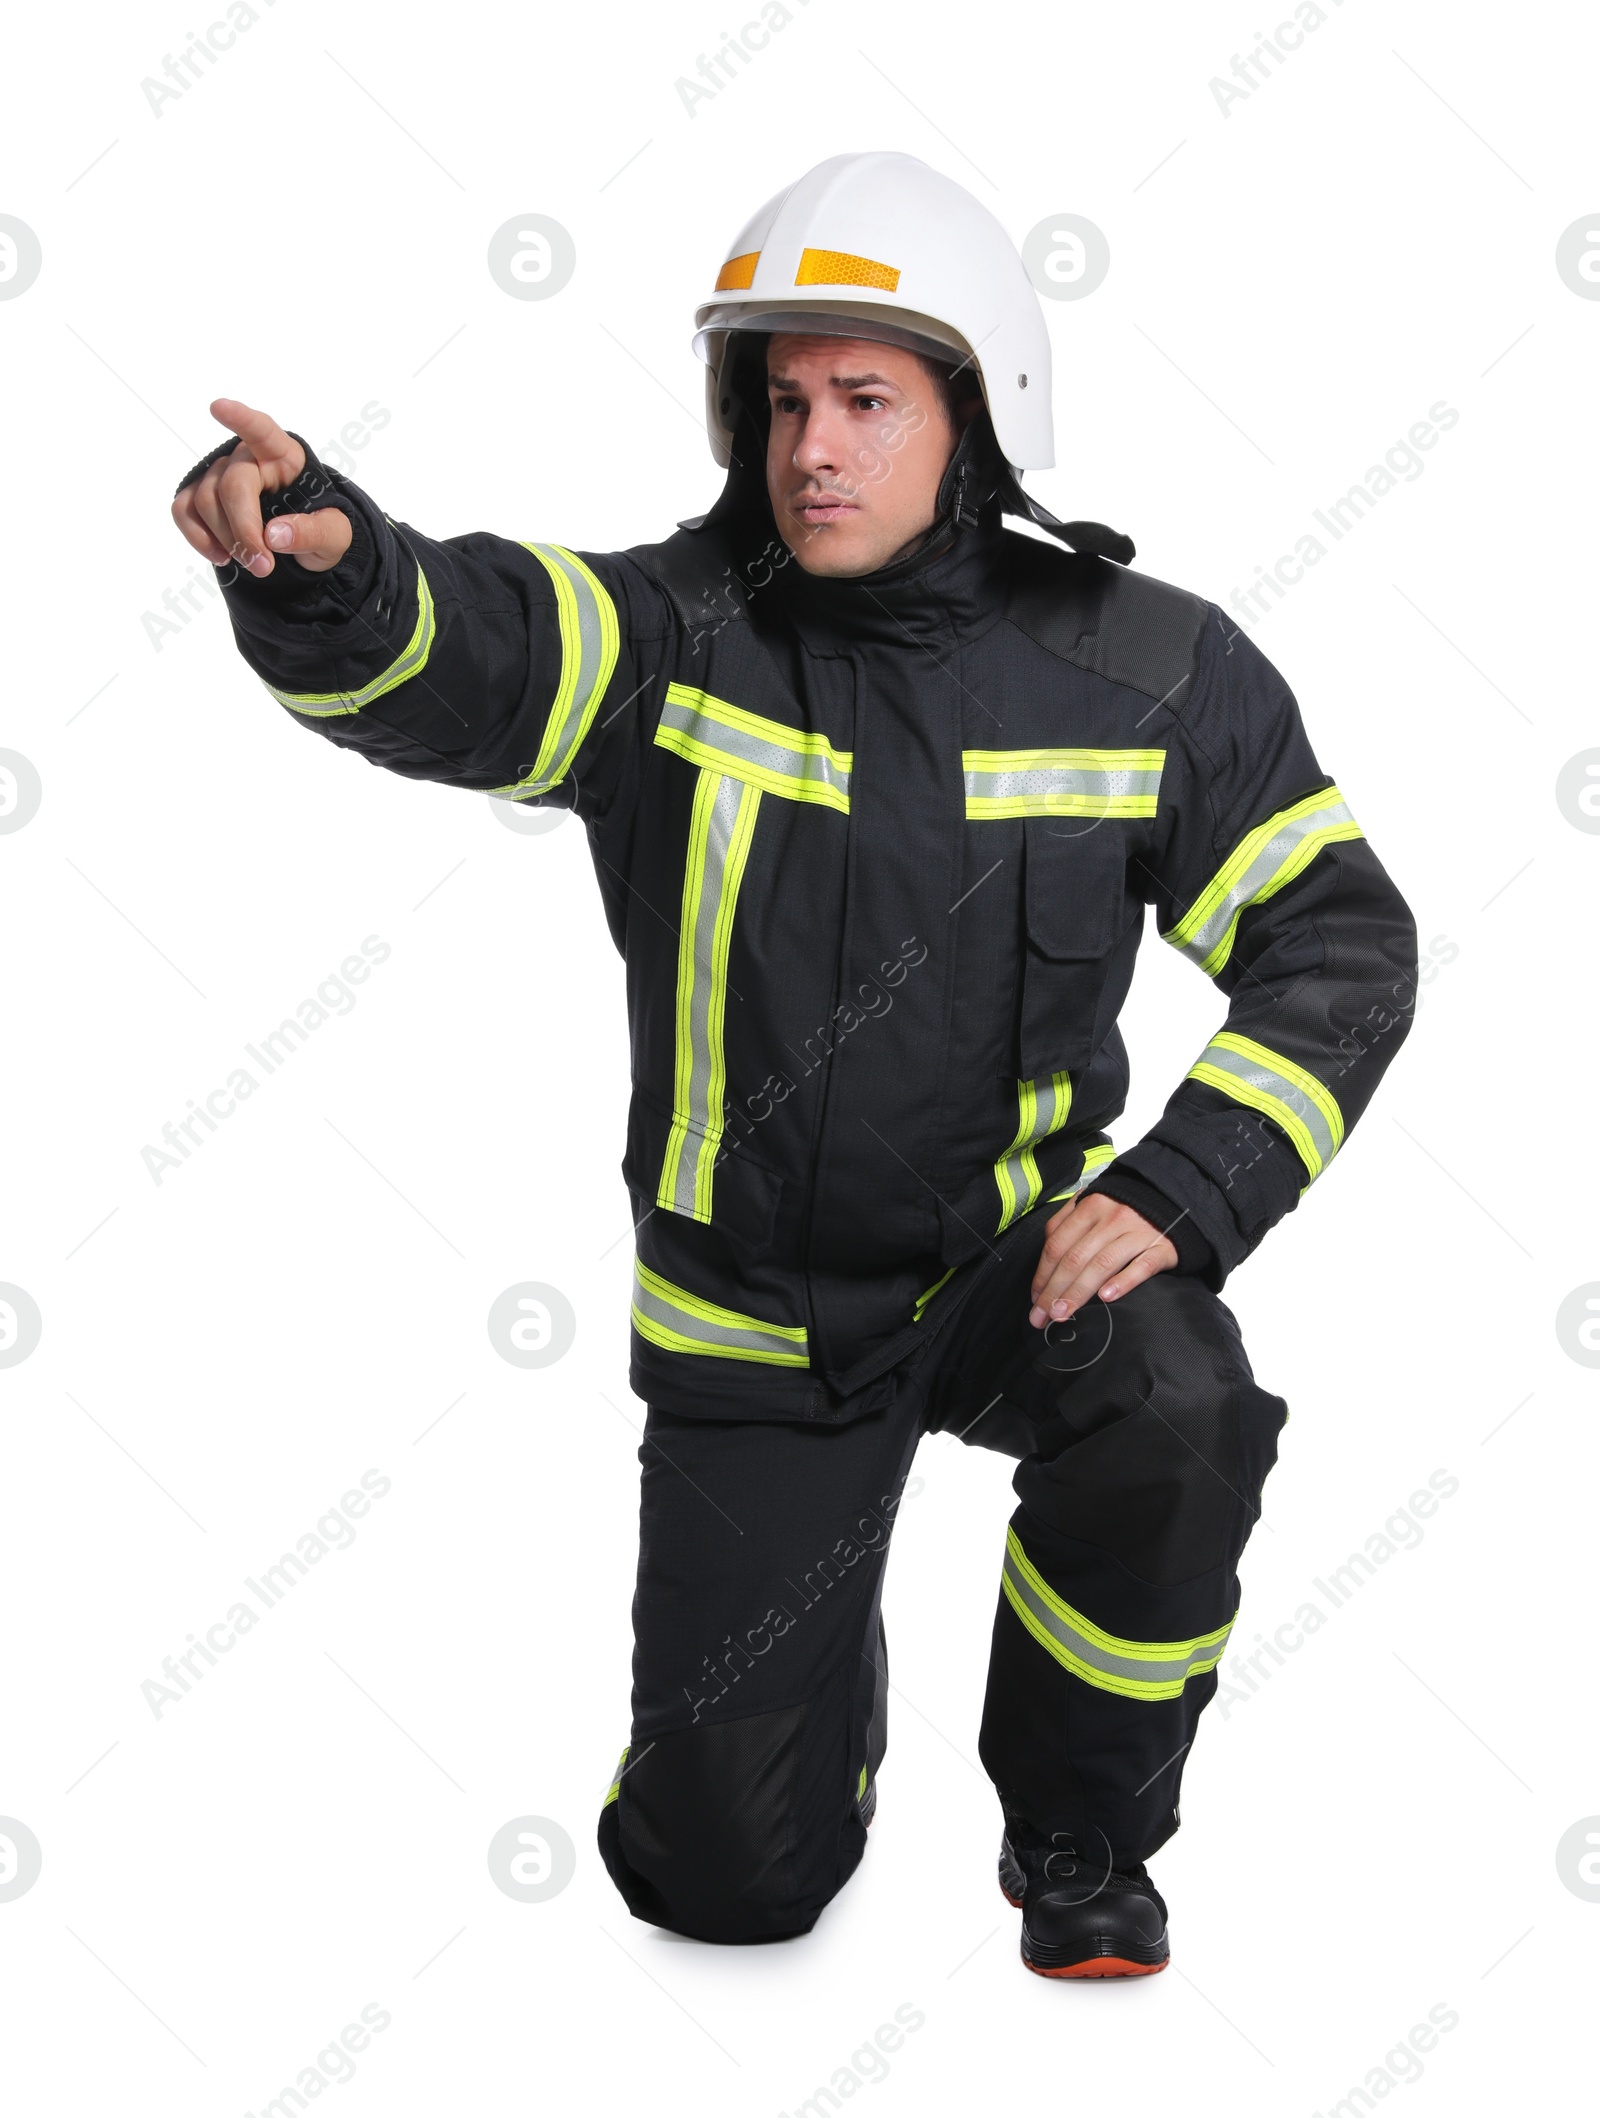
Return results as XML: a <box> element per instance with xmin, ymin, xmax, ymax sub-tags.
<box><xmin>782</xmin><ymin>517</ymin><xmax>895</xmax><ymax>579</ymax></box>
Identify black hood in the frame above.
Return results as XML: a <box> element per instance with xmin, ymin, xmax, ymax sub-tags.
<box><xmin>690</xmin><ymin>330</ymin><xmax>1134</xmax><ymax>601</ymax></box>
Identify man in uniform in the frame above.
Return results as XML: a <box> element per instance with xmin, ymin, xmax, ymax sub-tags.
<box><xmin>171</xmin><ymin>152</ymin><xmax>1415</xmax><ymax>1978</ymax></box>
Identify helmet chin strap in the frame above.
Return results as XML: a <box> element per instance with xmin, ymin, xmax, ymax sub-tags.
<box><xmin>935</xmin><ymin>414</ymin><xmax>1136</xmax><ymax>565</ymax></box>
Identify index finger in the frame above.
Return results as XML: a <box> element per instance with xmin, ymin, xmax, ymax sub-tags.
<box><xmin>209</xmin><ymin>398</ymin><xmax>302</xmax><ymax>479</ymax></box>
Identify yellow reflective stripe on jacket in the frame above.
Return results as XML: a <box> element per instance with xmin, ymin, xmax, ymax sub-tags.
<box><xmin>631</xmin><ymin>1260</ymin><xmax>809</xmax><ymax>1366</ymax></box>
<box><xmin>995</xmin><ymin>1073</ymin><xmax>1072</xmax><ymax>1231</ymax></box>
<box><xmin>1046</xmin><ymin>1140</ymin><xmax>1116</xmax><ymax>1204</ymax></box>
<box><xmin>493</xmin><ymin>544</ymin><xmax>621</xmax><ymax>799</ymax></box>
<box><xmin>1001</xmin><ymin>1527</ymin><xmax>1234</xmax><ymax>1701</ymax></box>
<box><xmin>657</xmin><ymin>771</ymin><xmax>762</xmax><ymax>1221</ymax></box>
<box><xmin>1163</xmin><ymin>787</ymin><xmax>1363</xmax><ymax>976</ymax></box>
<box><xmin>963</xmin><ymin>747</ymin><xmax>1165</xmax><ymax>819</ymax></box>
<box><xmin>602</xmin><ymin>1745</ymin><xmax>629</xmax><ymax>1806</ymax></box>
<box><xmin>656</xmin><ymin>684</ymin><xmax>852</xmax><ymax>812</ymax></box>
<box><xmin>653</xmin><ymin>688</ymin><xmax>853</xmax><ymax>1225</ymax></box>
<box><xmin>263</xmin><ymin>561</ymin><xmax>437</xmax><ymax>717</ymax></box>
<box><xmin>913</xmin><ymin>1266</ymin><xmax>955</xmax><ymax>1322</ymax></box>
<box><xmin>1188</xmin><ymin>1030</ymin><xmax>1344</xmax><ymax>1182</ymax></box>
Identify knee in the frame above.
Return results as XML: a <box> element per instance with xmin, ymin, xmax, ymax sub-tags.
<box><xmin>1150</xmin><ymin>1278</ymin><xmax>1288</xmax><ymax>1501</ymax></box>
<box><xmin>1020</xmin><ymin>1281</ymin><xmax>1287</xmax><ymax>1582</ymax></box>
<box><xmin>598</xmin><ymin>1705</ymin><xmax>839</xmax><ymax>1944</ymax></box>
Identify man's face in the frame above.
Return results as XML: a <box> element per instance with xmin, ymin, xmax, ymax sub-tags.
<box><xmin>764</xmin><ymin>334</ymin><xmax>966</xmax><ymax>577</ymax></box>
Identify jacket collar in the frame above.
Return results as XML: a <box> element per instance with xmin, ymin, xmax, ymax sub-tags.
<box><xmin>756</xmin><ymin>502</ymin><xmax>1010</xmax><ymax>649</ymax></box>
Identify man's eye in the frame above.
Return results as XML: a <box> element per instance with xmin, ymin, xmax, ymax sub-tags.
<box><xmin>773</xmin><ymin>396</ymin><xmax>801</xmax><ymax>414</ymax></box>
<box><xmin>854</xmin><ymin>396</ymin><xmax>888</xmax><ymax>412</ymax></box>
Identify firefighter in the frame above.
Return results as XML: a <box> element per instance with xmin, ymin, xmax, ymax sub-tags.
<box><xmin>171</xmin><ymin>152</ymin><xmax>1416</xmax><ymax>1978</ymax></box>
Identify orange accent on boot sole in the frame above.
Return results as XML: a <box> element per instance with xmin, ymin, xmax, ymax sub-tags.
<box><xmin>1026</xmin><ymin>1954</ymin><xmax>1169</xmax><ymax>1980</ymax></box>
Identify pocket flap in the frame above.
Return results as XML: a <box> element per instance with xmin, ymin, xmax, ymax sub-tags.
<box><xmin>622</xmin><ymin>1090</ymin><xmax>782</xmax><ymax>1255</ymax></box>
<box><xmin>1024</xmin><ymin>817</ymin><xmax>1135</xmax><ymax>960</ymax></box>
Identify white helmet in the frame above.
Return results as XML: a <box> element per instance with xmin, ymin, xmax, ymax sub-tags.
<box><xmin>692</xmin><ymin>151</ymin><xmax>1053</xmax><ymax>473</ymax></box>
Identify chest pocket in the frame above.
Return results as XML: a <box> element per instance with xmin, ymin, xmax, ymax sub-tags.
<box><xmin>1019</xmin><ymin>818</ymin><xmax>1140</xmax><ymax>1078</ymax></box>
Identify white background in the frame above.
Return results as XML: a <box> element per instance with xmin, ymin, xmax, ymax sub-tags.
<box><xmin>2</xmin><ymin>0</ymin><xmax>1595</xmax><ymax>2111</ymax></box>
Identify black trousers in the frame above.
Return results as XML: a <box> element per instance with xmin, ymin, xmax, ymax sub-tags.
<box><xmin>598</xmin><ymin>1214</ymin><xmax>1287</xmax><ymax>1943</ymax></box>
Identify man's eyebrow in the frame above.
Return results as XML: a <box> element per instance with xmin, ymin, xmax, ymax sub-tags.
<box><xmin>767</xmin><ymin>371</ymin><xmax>899</xmax><ymax>391</ymax></box>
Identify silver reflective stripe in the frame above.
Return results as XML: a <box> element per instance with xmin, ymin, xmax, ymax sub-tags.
<box><xmin>963</xmin><ymin>748</ymin><xmax>1165</xmax><ymax>818</ymax></box>
<box><xmin>602</xmin><ymin>1746</ymin><xmax>628</xmax><ymax>1806</ymax></box>
<box><xmin>656</xmin><ymin>685</ymin><xmax>851</xmax><ymax>810</ymax></box>
<box><xmin>1046</xmin><ymin>1141</ymin><xmax>1116</xmax><ymax>1204</ymax></box>
<box><xmin>1187</xmin><ymin>1032</ymin><xmax>1343</xmax><ymax>1182</ymax></box>
<box><xmin>657</xmin><ymin>772</ymin><xmax>762</xmax><ymax>1221</ymax></box>
<box><xmin>1165</xmin><ymin>790</ymin><xmax>1362</xmax><ymax>975</ymax></box>
<box><xmin>1001</xmin><ymin>1529</ymin><xmax>1233</xmax><ymax>1701</ymax></box>
<box><xmin>631</xmin><ymin>1260</ymin><xmax>809</xmax><ymax>1366</ymax></box>
<box><xmin>493</xmin><ymin>543</ymin><xmax>620</xmax><ymax>798</ymax></box>
<box><xmin>995</xmin><ymin>1073</ymin><xmax>1072</xmax><ymax>1231</ymax></box>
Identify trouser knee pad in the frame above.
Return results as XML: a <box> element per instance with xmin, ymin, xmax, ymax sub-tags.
<box><xmin>598</xmin><ymin>1699</ymin><xmax>862</xmax><ymax>1944</ymax></box>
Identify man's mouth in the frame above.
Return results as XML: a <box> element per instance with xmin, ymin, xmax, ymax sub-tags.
<box><xmin>792</xmin><ymin>492</ymin><xmax>858</xmax><ymax>525</ymax></box>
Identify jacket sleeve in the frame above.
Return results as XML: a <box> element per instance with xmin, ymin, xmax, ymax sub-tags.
<box><xmin>190</xmin><ymin>437</ymin><xmax>665</xmax><ymax>825</ymax></box>
<box><xmin>1083</xmin><ymin>606</ymin><xmax>1418</xmax><ymax>1283</ymax></box>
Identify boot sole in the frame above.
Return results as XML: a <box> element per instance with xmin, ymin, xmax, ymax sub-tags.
<box><xmin>1020</xmin><ymin>1920</ymin><xmax>1169</xmax><ymax>1978</ymax></box>
<box><xmin>1023</xmin><ymin>1951</ymin><xmax>1169</xmax><ymax>1980</ymax></box>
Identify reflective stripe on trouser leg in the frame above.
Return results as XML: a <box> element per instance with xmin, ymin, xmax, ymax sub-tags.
<box><xmin>658</xmin><ymin>770</ymin><xmax>761</xmax><ymax>1220</ymax></box>
<box><xmin>995</xmin><ymin>1073</ymin><xmax>1072</xmax><ymax>1231</ymax></box>
<box><xmin>1000</xmin><ymin>1528</ymin><xmax>1233</xmax><ymax>1701</ymax></box>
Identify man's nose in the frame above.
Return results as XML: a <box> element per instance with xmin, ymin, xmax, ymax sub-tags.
<box><xmin>792</xmin><ymin>412</ymin><xmax>843</xmax><ymax>476</ymax></box>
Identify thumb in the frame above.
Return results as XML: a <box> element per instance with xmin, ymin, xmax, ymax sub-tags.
<box><xmin>262</xmin><ymin>508</ymin><xmax>353</xmax><ymax>573</ymax></box>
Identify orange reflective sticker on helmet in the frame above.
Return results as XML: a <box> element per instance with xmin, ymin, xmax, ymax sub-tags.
<box><xmin>794</xmin><ymin>247</ymin><xmax>901</xmax><ymax>292</ymax></box>
<box><xmin>714</xmin><ymin>251</ymin><xmax>760</xmax><ymax>291</ymax></box>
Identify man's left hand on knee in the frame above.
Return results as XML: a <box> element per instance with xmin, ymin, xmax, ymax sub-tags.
<box><xmin>1028</xmin><ymin>1196</ymin><xmax>1178</xmax><ymax>1329</ymax></box>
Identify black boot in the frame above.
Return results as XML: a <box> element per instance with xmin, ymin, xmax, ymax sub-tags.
<box><xmin>998</xmin><ymin>1828</ymin><xmax>1170</xmax><ymax>1979</ymax></box>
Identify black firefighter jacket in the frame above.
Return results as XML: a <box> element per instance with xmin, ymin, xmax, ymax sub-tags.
<box><xmin>194</xmin><ymin>431</ymin><xmax>1417</xmax><ymax>1423</ymax></box>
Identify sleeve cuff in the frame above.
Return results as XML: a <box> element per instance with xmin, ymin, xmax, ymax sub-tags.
<box><xmin>1077</xmin><ymin>1169</ymin><xmax>1217</xmax><ymax>1279</ymax></box>
<box><xmin>186</xmin><ymin>433</ymin><xmax>381</xmax><ymax>613</ymax></box>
